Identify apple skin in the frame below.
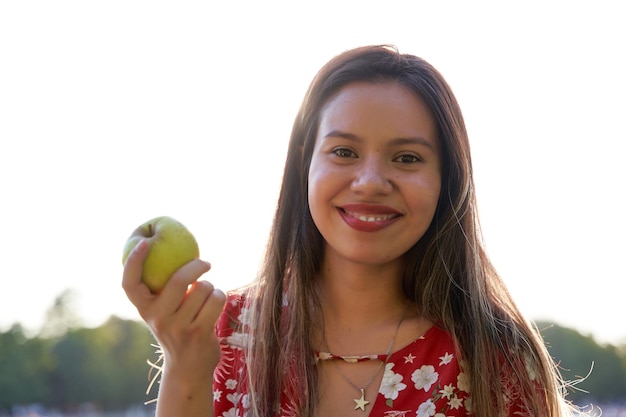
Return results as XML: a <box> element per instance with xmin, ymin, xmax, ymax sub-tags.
<box><xmin>122</xmin><ymin>216</ymin><xmax>200</xmax><ymax>293</ymax></box>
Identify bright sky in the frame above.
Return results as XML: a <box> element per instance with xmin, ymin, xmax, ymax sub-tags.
<box><xmin>1</xmin><ymin>1</ymin><xmax>624</xmax><ymax>345</ymax></box>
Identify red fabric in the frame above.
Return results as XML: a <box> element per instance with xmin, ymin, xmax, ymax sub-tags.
<box><xmin>213</xmin><ymin>293</ymin><xmax>527</xmax><ymax>417</ymax></box>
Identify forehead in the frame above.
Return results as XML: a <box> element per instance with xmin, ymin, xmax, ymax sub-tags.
<box><xmin>318</xmin><ymin>81</ymin><xmax>437</xmax><ymax>140</ymax></box>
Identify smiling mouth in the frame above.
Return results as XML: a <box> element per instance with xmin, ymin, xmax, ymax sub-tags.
<box><xmin>337</xmin><ymin>206</ymin><xmax>401</xmax><ymax>232</ymax></box>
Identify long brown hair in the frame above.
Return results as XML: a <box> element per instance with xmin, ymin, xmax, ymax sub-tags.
<box><xmin>245</xmin><ymin>45</ymin><xmax>577</xmax><ymax>416</ymax></box>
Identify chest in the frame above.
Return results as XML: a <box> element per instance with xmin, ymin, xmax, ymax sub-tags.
<box><xmin>312</xmin><ymin>338</ymin><xmax>470</xmax><ymax>417</ymax></box>
<box><xmin>314</xmin><ymin>360</ymin><xmax>385</xmax><ymax>417</ymax></box>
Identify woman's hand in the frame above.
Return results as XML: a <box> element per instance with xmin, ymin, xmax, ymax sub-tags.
<box><xmin>122</xmin><ymin>239</ymin><xmax>226</xmax><ymax>417</ymax></box>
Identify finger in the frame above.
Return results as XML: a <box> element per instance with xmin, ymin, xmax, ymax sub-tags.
<box><xmin>155</xmin><ymin>259</ymin><xmax>211</xmax><ymax>315</ymax></box>
<box><xmin>176</xmin><ymin>280</ymin><xmax>215</xmax><ymax>324</ymax></box>
<box><xmin>194</xmin><ymin>287</ymin><xmax>227</xmax><ymax>328</ymax></box>
<box><xmin>121</xmin><ymin>240</ymin><xmax>153</xmax><ymax>309</ymax></box>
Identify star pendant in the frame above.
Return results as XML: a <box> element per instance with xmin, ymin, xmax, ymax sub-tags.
<box><xmin>353</xmin><ymin>388</ymin><xmax>370</xmax><ymax>411</ymax></box>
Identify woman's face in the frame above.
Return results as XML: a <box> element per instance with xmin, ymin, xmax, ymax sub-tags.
<box><xmin>307</xmin><ymin>81</ymin><xmax>441</xmax><ymax>267</ymax></box>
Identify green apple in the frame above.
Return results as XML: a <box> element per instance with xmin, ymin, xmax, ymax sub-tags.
<box><xmin>122</xmin><ymin>216</ymin><xmax>200</xmax><ymax>293</ymax></box>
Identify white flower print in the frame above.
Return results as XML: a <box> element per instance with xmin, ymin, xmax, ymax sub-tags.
<box><xmin>226</xmin><ymin>332</ymin><xmax>248</xmax><ymax>349</ymax></box>
<box><xmin>456</xmin><ymin>371</ymin><xmax>470</xmax><ymax>393</ymax></box>
<box><xmin>214</xmin><ymin>389</ymin><xmax>223</xmax><ymax>402</ymax></box>
<box><xmin>380</xmin><ymin>363</ymin><xmax>407</xmax><ymax>400</ymax></box>
<box><xmin>226</xmin><ymin>392</ymin><xmax>243</xmax><ymax>405</ymax></box>
<box><xmin>404</xmin><ymin>353</ymin><xmax>416</xmax><ymax>363</ymax></box>
<box><xmin>449</xmin><ymin>395</ymin><xmax>463</xmax><ymax>410</ymax></box>
<box><xmin>242</xmin><ymin>394</ymin><xmax>250</xmax><ymax>409</ymax></box>
<box><xmin>411</xmin><ymin>365</ymin><xmax>439</xmax><ymax>392</ymax></box>
<box><xmin>439</xmin><ymin>352</ymin><xmax>454</xmax><ymax>366</ymax></box>
<box><xmin>225</xmin><ymin>379</ymin><xmax>238</xmax><ymax>390</ymax></box>
<box><xmin>383</xmin><ymin>362</ymin><xmax>396</xmax><ymax>379</ymax></box>
<box><xmin>238</xmin><ymin>307</ymin><xmax>252</xmax><ymax>327</ymax></box>
<box><xmin>438</xmin><ymin>384</ymin><xmax>454</xmax><ymax>399</ymax></box>
<box><xmin>416</xmin><ymin>399</ymin><xmax>436</xmax><ymax>417</ymax></box>
<box><xmin>221</xmin><ymin>407</ymin><xmax>239</xmax><ymax>417</ymax></box>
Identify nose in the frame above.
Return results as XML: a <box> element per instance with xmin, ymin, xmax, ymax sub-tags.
<box><xmin>350</xmin><ymin>157</ymin><xmax>393</xmax><ymax>195</ymax></box>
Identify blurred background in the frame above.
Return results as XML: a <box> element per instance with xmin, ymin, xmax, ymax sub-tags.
<box><xmin>1</xmin><ymin>1</ymin><xmax>625</xmax><ymax>415</ymax></box>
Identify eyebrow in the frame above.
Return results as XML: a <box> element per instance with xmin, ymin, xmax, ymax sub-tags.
<box><xmin>323</xmin><ymin>129</ymin><xmax>435</xmax><ymax>149</ymax></box>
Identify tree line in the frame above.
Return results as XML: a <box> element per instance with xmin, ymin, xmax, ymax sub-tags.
<box><xmin>0</xmin><ymin>316</ymin><xmax>157</xmax><ymax>413</ymax></box>
<box><xmin>0</xmin><ymin>292</ymin><xmax>625</xmax><ymax>413</ymax></box>
<box><xmin>536</xmin><ymin>320</ymin><xmax>626</xmax><ymax>405</ymax></box>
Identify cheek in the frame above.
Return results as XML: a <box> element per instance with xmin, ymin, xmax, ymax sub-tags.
<box><xmin>408</xmin><ymin>175</ymin><xmax>441</xmax><ymax>215</ymax></box>
<box><xmin>307</xmin><ymin>156</ymin><xmax>336</xmax><ymax>199</ymax></box>
<box><xmin>307</xmin><ymin>161</ymin><xmax>346</xmax><ymax>228</ymax></box>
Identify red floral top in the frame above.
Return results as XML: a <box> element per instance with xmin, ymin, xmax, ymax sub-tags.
<box><xmin>213</xmin><ymin>293</ymin><xmax>530</xmax><ymax>417</ymax></box>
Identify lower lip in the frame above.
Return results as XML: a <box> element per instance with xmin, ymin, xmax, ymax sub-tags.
<box><xmin>338</xmin><ymin>209</ymin><xmax>400</xmax><ymax>232</ymax></box>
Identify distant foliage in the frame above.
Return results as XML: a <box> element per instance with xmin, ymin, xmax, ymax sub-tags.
<box><xmin>0</xmin><ymin>316</ymin><xmax>156</xmax><ymax>412</ymax></box>
<box><xmin>0</xmin><ymin>324</ymin><xmax>53</xmax><ymax>407</ymax></box>
<box><xmin>536</xmin><ymin>321</ymin><xmax>626</xmax><ymax>405</ymax></box>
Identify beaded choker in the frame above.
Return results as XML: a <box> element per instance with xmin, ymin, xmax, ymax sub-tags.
<box><xmin>314</xmin><ymin>351</ymin><xmax>388</xmax><ymax>363</ymax></box>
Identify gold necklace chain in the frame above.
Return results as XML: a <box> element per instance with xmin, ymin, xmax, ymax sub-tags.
<box><xmin>322</xmin><ymin>306</ymin><xmax>408</xmax><ymax>412</ymax></box>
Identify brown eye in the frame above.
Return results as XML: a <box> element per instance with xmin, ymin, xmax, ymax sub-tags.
<box><xmin>333</xmin><ymin>148</ymin><xmax>357</xmax><ymax>158</ymax></box>
<box><xmin>394</xmin><ymin>154</ymin><xmax>421</xmax><ymax>164</ymax></box>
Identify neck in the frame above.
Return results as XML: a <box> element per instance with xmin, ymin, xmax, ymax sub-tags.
<box><xmin>316</xmin><ymin>254</ymin><xmax>409</xmax><ymax>329</ymax></box>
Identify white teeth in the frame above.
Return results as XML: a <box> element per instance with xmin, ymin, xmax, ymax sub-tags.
<box><xmin>352</xmin><ymin>213</ymin><xmax>395</xmax><ymax>222</ymax></box>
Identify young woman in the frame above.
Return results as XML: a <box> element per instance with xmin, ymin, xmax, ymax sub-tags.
<box><xmin>123</xmin><ymin>45</ymin><xmax>580</xmax><ymax>416</ymax></box>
